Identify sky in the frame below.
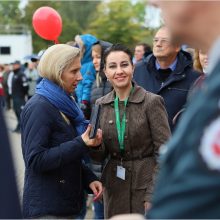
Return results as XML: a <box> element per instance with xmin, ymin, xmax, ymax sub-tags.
<box><xmin>146</xmin><ymin>5</ymin><xmax>161</xmax><ymax>28</ymax></box>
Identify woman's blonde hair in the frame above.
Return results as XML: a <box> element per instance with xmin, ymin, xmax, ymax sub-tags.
<box><xmin>38</xmin><ymin>44</ymin><xmax>80</xmax><ymax>87</ymax></box>
<box><xmin>193</xmin><ymin>49</ymin><xmax>203</xmax><ymax>73</ymax></box>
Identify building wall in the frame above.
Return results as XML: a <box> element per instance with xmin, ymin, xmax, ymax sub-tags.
<box><xmin>0</xmin><ymin>34</ymin><xmax>33</xmax><ymax>64</ymax></box>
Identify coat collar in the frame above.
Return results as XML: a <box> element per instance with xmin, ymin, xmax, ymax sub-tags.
<box><xmin>146</xmin><ymin>50</ymin><xmax>192</xmax><ymax>76</ymax></box>
<box><xmin>100</xmin><ymin>82</ymin><xmax>145</xmax><ymax>105</ymax></box>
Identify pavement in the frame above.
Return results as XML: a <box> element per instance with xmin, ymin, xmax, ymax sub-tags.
<box><xmin>4</xmin><ymin>109</ymin><xmax>24</xmax><ymax>202</ymax></box>
<box><xmin>4</xmin><ymin>109</ymin><xmax>94</xmax><ymax>219</ymax></box>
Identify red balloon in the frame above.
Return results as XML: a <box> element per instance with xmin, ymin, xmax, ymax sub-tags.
<box><xmin>32</xmin><ymin>6</ymin><xmax>62</xmax><ymax>42</ymax></box>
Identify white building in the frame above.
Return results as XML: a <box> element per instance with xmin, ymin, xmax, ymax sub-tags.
<box><xmin>0</xmin><ymin>25</ymin><xmax>33</xmax><ymax>64</ymax></box>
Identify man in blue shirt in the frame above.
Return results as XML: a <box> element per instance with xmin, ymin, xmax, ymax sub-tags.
<box><xmin>134</xmin><ymin>26</ymin><xmax>199</xmax><ymax>131</ymax></box>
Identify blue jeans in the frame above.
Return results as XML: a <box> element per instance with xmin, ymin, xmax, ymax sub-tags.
<box><xmin>93</xmin><ymin>200</ymin><xmax>104</xmax><ymax>219</ymax></box>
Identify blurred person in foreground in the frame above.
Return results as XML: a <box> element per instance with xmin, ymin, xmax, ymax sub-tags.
<box><xmin>0</xmin><ymin>106</ymin><xmax>21</xmax><ymax>218</ymax></box>
<box><xmin>20</xmin><ymin>44</ymin><xmax>102</xmax><ymax>219</ymax></box>
<box><xmin>91</xmin><ymin>44</ymin><xmax>171</xmax><ymax>218</ymax></box>
<box><xmin>147</xmin><ymin>1</ymin><xmax>220</xmax><ymax>218</ymax></box>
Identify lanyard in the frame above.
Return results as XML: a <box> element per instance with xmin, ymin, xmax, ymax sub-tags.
<box><xmin>114</xmin><ymin>87</ymin><xmax>133</xmax><ymax>154</ymax></box>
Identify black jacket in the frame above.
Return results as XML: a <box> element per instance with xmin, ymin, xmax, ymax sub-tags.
<box><xmin>134</xmin><ymin>50</ymin><xmax>199</xmax><ymax>131</ymax></box>
<box><xmin>21</xmin><ymin>94</ymin><xmax>97</xmax><ymax>218</ymax></box>
<box><xmin>12</xmin><ymin>68</ymin><xmax>28</xmax><ymax>99</ymax></box>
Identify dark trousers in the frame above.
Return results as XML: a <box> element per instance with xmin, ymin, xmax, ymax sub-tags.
<box><xmin>12</xmin><ymin>97</ymin><xmax>25</xmax><ymax>130</ymax></box>
<box><xmin>5</xmin><ymin>93</ymin><xmax>11</xmax><ymax>109</ymax></box>
<box><xmin>93</xmin><ymin>200</ymin><xmax>104</xmax><ymax>219</ymax></box>
<box><xmin>0</xmin><ymin>96</ymin><xmax>4</xmax><ymax>109</ymax></box>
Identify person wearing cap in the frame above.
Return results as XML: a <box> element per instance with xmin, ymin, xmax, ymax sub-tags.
<box><xmin>11</xmin><ymin>60</ymin><xmax>28</xmax><ymax>132</ymax></box>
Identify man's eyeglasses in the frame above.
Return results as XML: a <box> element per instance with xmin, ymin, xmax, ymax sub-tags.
<box><xmin>153</xmin><ymin>38</ymin><xmax>170</xmax><ymax>45</ymax></box>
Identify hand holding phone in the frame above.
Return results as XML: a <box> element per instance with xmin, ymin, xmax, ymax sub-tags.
<box><xmin>89</xmin><ymin>104</ymin><xmax>101</xmax><ymax>139</ymax></box>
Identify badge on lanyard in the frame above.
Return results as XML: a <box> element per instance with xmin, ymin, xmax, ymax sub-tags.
<box><xmin>114</xmin><ymin>86</ymin><xmax>133</xmax><ymax>180</ymax></box>
<box><xmin>117</xmin><ymin>165</ymin><xmax>126</xmax><ymax>180</ymax></box>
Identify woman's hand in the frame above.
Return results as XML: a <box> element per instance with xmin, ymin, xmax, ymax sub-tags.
<box><xmin>81</xmin><ymin>124</ymin><xmax>102</xmax><ymax>147</ymax></box>
<box><xmin>144</xmin><ymin>201</ymin><xmax>152</xmax><ymax>212</ymax></box>
<box><xmin>89</xmin><ymin>181</ymin><xmax>103</xmax><ymax>201</ymax></box>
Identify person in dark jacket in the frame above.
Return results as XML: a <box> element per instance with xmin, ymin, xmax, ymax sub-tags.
<box><xmin>20</xmin><ymin>44</ymin><xmax>103</xmax><ymax>219</ymax></box>
<box><xmin>11</xmin><ymin>60</ymin><xmax>28</xmax><ymax>132</ymax></box>
<box><xmin>133</xmin><ymin>26</ymin><xmax>199</xmax><ymax>131</ymax></box>
<box><xmin>2</xmin><ymin>64</ymin><xmax>12</xmax><ymax>110</ymax></box>
<box><xmin>146</xmin><ymin>1</ymin><xmax>220</xmax><ymax>219</ymax></box>
<box><xmin>90</xmin><ymin>40</ymin><xmax>112</xmax><ymax>219</ymax></box>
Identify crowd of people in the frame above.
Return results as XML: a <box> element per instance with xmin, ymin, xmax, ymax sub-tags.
<box><xmin>2</xmin><ymin>2</ymin><xmax>220</xmax><ymax>217</ymax></box>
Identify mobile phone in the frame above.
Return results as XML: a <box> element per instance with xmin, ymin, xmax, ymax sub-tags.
<box><xmin>89</xmin><ymin>104</ymin><xmax>101</xmax><ymax>139</ymax></box>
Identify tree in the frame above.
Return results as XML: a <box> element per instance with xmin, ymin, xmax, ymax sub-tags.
<box><xmin>0</xmin><ymin>1</ymin><xmax>22</xmax><ymax>25</ymax></box>
<box><xmin>86</xmin><ymin>0</ymin><xmax>153</xmax><ymax>49</ymax></box>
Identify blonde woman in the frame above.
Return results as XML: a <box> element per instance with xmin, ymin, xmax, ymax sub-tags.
<box><xmin>20</xmin><ymin>44</ymin><xmax>102</xmax><ymax>219</ymax></box>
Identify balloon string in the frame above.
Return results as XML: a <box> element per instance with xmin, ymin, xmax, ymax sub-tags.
<box><xmin>54</xmin><ymin>39</ymin><xmax>59</xmax><ymax>44</ymax></box>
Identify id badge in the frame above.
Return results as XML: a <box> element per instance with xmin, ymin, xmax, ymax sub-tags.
<box><xmin>116</xmin><ymin>165</ymin><xmax>126</xmax><ymax>180</ymax></box>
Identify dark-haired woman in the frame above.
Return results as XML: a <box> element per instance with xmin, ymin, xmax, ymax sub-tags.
<box><xmin>91</xmin><ymin>44</ymin><xmax>171</xmax><ymax>218</ymax></box>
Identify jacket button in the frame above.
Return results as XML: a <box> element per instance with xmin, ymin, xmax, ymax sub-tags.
<box><xmin>127</xmin><ymin>151</ymin><xmax>130</xmax><ymax>155</ymax></box>
<box><xmin>125</xmin><ymin>119</ymin><xmax>128</xmax><ymax>123</ymax></box>
<box><xmin>113</xmin><ymin>152</ymin><xmax>117</xmax><ymax>156</ymax></box>
<box><xmin>109</xmin><ymin>120</ymin><xmax>113</xmax><ymax>124</ymax></box>
<box><xmin>125</xmin><ymin>135</ymin><xmax>128</xmax><ymax>139</ymax></box>
<box><xmin>59</xmin><ymin>180</ymin><xmax>65</xmax><ymax>184</ymax></box>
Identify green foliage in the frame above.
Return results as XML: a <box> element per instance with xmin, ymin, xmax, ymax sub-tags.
<box><xmin>0</xmin><ymin>1</ymin><xmax>22</xmax><ymax>25</ymax></box>
<box><xmin>0</xmin><ymin>0</ymin><xmax>155</xmax><ymax>52</ymax></box>
<box><xmin>87</xmin><ymin>0</ymin><xmax>153</xmax><ymax>49</ymax></box>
